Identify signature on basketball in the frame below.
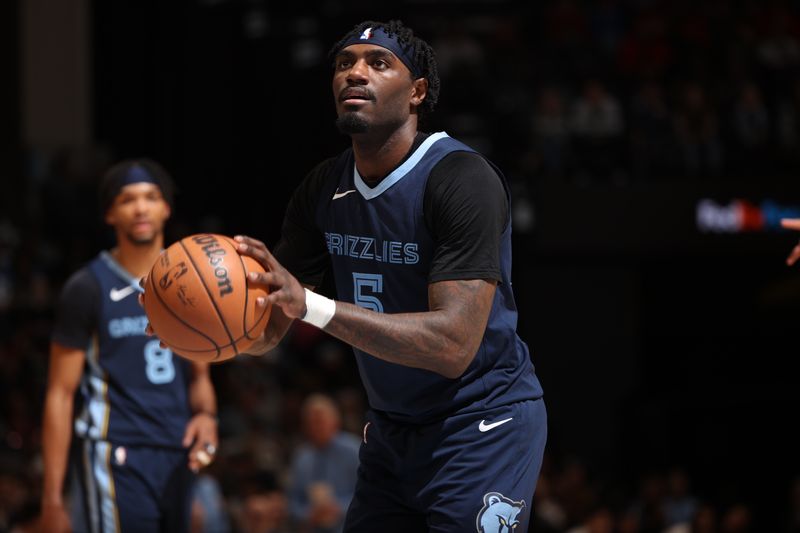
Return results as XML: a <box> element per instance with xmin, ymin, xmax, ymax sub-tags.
<box><xmin>159</xmin><ymin>261</ymin><xmax>188</xmax><ymax>291</ymax></box>
<box><xmin>176</xmin><ymin>284</ymin><xmax>196</xmax><ymax>307</ymax></box>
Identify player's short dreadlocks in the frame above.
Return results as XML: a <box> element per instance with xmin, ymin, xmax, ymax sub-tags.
<box><xmin>329</xmin><ymin>20</ymin><xmax>440</xmax><ymax>117</ymax></box>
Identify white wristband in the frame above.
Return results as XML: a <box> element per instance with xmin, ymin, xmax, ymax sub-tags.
<box><xmin>301</xmin><ymin>289</ymin><xmax>336</xmax><ymax>329</ymax></box>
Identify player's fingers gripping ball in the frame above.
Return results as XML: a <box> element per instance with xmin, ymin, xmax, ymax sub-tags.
<box><xmin>143</xmin><ymin>233</ymin><xmax>271</xmax><ymax>362</ymax></box>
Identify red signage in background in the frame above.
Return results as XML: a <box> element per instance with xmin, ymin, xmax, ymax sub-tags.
<box><xmin>696</xmin><ymin>199</ymin><xmax>800</xmax><ymax>233</ymax></box>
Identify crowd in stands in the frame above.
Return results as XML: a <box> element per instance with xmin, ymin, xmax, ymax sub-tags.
<box><xmin>424</xmin><ymin>0</ymin><xmax>800</xmax><ymax>188</ymax></box>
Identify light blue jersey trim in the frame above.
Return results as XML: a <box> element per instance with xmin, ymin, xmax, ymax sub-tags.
<box><xmin>354</xmin><ymin>131</ymin><xmax>450</xmax><ymax>200</ymax></box>
<box><xmin>96</xmin><ymin>441</ymin><xmax>120</xmax><ymax>532</ymax></box>
<box><xmin>81</xmin><ymin>440</ymin><xmax>100</xmax><ymax>533</ymax></box>
<box><xmin>75</xmin><ymin>335</ymin><xmax>110</xmax><ymax>440</ymax></box>
<box><xmin>100</xmin><ymin>251</ymin><xmax>144</xmax><ymax>294</ymax></box>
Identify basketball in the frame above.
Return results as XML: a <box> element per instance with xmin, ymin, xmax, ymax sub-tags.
<box><xmin>143</xmin><ymin>233</ymin><xmax>271</xmax><ymax>363</ymax></box>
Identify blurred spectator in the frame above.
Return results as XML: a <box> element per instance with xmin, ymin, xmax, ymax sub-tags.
<box><xmin>616</xmin><ymin>508</ymin><xmax>641</xmax><ymax>533</ymax></box>
<box><xmin>564</xmin><ymin>505</ymin><xmax>615</xmax><ymax>533</ymax></box>
<box><xmin>664</xmin><ymin>503</ymin><xmax>717</xmax><ymax>533</ymax></box>
<box><xmin>553</xmin><ymin>458</ymin><xmax>598</xmax><ymax>527</ymax></box>
<box><xmin>628</xmin><ymin>80</ymin><xmax>675</xmax><ymax>179</ymax></box>
<box><xmin>662</xmin><ymin>467</ymin><xmax>699</xmax><ymax>528</ymax></box>
<box><xmin>431</xmin><ymin>20</ymin><xmax>487</xmax><ymax>81</ymax></box>
<box><xmin>626</xmin><ymin>473</ymin><xmax>666</xmax><ymax>533</ymax></box>
<box><xmin>730</xmin><ymin>81</ymin><xmax>770</xmax><ymax>177</ymax></box>
<box><xmin>191</xmin><ymin>472</ymin><xmax>231</xmax><ymax>533</ymax></box>
<box><xmin>531</xmin><ymin>86</ymin><xmax>572</xmax><ymax>179</ymax></box>
<box><xmin>673</xmin><ymin>82</ymin><xmax>724</xmax><ymax>178</ymax></box>
<box><xmin>233</xmin><ymin>470</ymin><xmax>290</xmax><ymax>533</ymax></box>
<box><xmin>720</xmin><ymin>502</ymin><xmax>752</xmax><ymax>533</ymax></box>
<box><xmin>531</xmin><ymin>473</ymin><xmax>568</xmax><ymax>532</ymax></box>
<box><xmin>570</xmin><ymin>79</ymin><xmax>625</xmax><ymax>182</ymax></box>
<box><xmin>287</xmin><ymin>394</ymin><xmax>360</xmax><ymax>533</ymax></box>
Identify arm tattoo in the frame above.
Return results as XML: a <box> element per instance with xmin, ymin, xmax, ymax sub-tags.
<box><xmin>323</xmin><ymin>279</ymin><xmax>496</xmax><ymax>378</ymax></box>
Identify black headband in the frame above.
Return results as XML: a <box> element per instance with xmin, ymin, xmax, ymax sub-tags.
<box><xmin>336</xmin><ymin>26</ymin><xmax>422</xmax><ymax>78</ymax></box>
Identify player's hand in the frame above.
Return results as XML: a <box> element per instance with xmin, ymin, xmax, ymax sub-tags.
<box><xmin>234</xmin><ymin>235</ymin><xmax>307</xmax><ymax>320</ymax></box>
<box><xmin>781</xmin><ymin>218</ymin><xmax>800</xmax><ymax>266</ymax></box>
<box><xmin>38</xmin><ymin>501</ymin><xmax>71</xmax><ymax>533</ymax></box>
<box><xmin>183</xmin><ymin>412</ymin><xmax>218</xmax><ymax>473</ymax></box>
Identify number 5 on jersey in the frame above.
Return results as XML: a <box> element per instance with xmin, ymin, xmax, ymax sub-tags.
<box><xmin>353</xmin><ymin>273</ymin><xmax>384</xmax><ymax>312</ymax></box>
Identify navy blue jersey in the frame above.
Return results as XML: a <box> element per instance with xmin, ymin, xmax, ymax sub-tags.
<box><xmin>53</xmin><ymin>252</ymin><xmax>192</xmax><ymax>448</ymax></box>
<box><xmin>315</xmin><ymin>132</ymin><xmax>543</xmax><ymax>423</ymax></box>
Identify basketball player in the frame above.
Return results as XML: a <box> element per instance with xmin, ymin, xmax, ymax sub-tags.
<box><xmin>781</xmin><ymin>218</ymin><xmax>800</xmax><ymax>265</ymax></box>
<box><xmin>39</xmin><ymin>159</ymin><xmax>219</xmax><ymax>533</ymax></box>
<box><xmin>235</xmin><ymin>20</ymin><xmax>547</xmax><ymax>532</ymax></box>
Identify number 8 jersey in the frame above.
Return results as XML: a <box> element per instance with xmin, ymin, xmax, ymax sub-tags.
<box><xmin>51</xmin><ymin>251</ymin><xmax>192</xmax><ymax>448</ymax></box>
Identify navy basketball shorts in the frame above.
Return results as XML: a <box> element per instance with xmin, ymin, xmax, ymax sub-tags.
<box><xmin>69</xmin><ymin>439</ymin><xmax>195</xmax><ymax>533</ymax></box>
<box><xmin>344</xmin><ymin>398</ymin><xmax>547</xmax><ymax>533</ymax></box>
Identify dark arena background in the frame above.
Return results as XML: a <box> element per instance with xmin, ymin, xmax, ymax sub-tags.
<box><xmin>3</xmin><ymin>0</ymin><xmax>800</xmax><ymax>531</ymax></box>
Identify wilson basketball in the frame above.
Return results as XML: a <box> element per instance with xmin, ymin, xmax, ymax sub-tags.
<box><xmin>143</xmin><ymin>233</ymin><xmax>271</xmax><ymax>363</ymax></box>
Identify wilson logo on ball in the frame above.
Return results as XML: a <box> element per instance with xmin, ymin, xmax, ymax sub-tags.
<box><xmin>192</xmin><ymin>234</ymin><xmax>234</xmax><ymax>297</ymax></box>
<box><xmin>143</xmin><ymin>233</ymin><xmax>271</xmax><ymax>363</ymax></box>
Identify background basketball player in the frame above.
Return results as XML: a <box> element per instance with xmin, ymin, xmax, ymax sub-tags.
<box><xmin>39</xmin><ymin>159</ymin><xmax>219</xmax><ymax>533</ymax></box>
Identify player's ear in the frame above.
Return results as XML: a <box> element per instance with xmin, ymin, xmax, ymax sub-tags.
<box><xmin>410</xmin><ymin>77</ymin><xmax>428</xmax><ymax>107</ymax></box>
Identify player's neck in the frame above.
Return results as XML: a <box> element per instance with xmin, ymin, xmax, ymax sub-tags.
<box><xmin>351</xmin><ymin>121</ymin><xmax>417</xmax><ymax>184</ymax></box>
<box><xmin>111</xmin><ymin>237</ymin><xmax>164</xmax><ymax>278</ymax></box>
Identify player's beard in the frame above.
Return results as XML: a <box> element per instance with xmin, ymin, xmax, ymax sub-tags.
<box><xmin>128</xmin><ymin>234</ymin><xmax>157</xmax><ymax>246</ymax></box>
<box><xmin>124</xmin><ymin>227</ymin><xmax>160</xmax><ymax>246</ymax></box>
<box><xmin>336</xmin><ymin>112</ymin><xmax>369</xmax><ymax>134</ymax></box>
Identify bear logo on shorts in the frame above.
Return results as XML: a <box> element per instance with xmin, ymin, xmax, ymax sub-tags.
<box><xmin>475</xmin><ymin>492</ymin><xmax>526</xmax><ymax>532</ymax></box>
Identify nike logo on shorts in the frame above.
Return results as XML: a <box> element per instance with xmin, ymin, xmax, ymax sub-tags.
<box><xmin>332</xmin><ymin>189</ymin><xmax>357</xmax><ymax>200</ymax></box>
<box><xmin>109</xmin><ymin>286</ymin><xmax>136</xmax><ymax>302</ymax></box>
<box><xmin>478</xmin><ymin>417</ymin><xmax>513</xmax><ymax>433</ymax></box>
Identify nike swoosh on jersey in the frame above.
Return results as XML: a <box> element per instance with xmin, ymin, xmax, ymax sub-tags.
<box><xmin>478</xmin><ymin>417</ymin><xmax>514</xmax><ymax>433</ymax></box>
<box><xmin>332</xmin><ymin>189</ymin><xmax>357</xmax><ymax>200</ymax></box>
<box><xmin>109</xmin><ymin>285</ymin><xmax>136</xmax><ymax>302</ymax></box>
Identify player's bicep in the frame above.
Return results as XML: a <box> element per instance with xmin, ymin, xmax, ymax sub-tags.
<box><xmin>47</xmin><ymin>342</ymin><xmax>86</xmax><ymax>395</ymax></box>
<box><xmin>428</xmin><ymin>278</ymin><xmax>496</xmax><ymax>348</ymax></box>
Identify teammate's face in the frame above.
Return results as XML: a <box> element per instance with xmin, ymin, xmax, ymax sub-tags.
<box><xmin>105</xmin><ymin>182</ymin><xmax>170</xmax><ymax>245</ymax></box>
<box><xmin>332</xmin><ymin>44</ymin><xmax>427</xmax><ymax>135</ymax></box>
